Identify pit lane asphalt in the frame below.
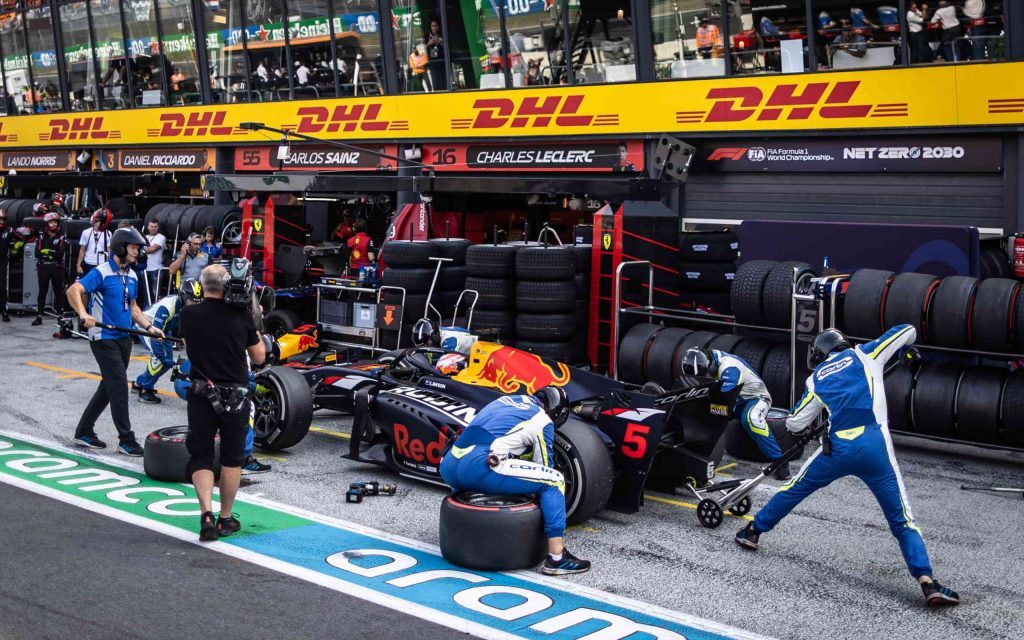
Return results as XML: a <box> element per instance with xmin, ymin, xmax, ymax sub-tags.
<box><xmin>2</xmin><ymin>316</ymin><xmax>1023</xmax><ymax>640</ymax></box>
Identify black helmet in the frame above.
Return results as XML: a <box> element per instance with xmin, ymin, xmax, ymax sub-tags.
<box><xmin>411</xmin><ymin>317</ymin><xmax>440</xmax><ymax>348</ymax></box>
<box><xmin>178</xmin><ymin>278</ymin><xmax>203</xmax><ymax>306</ymax></box>
<box><xmin>110</xmin><ymin>227</ymin><xmax>147</xmax><ymax>260</ymax></box>
<box><xmin>680</xmin><ymin>347</ymin><xmax>713</xmax><ymax>378</ymax></box>
<box><xmin>808</xmin><ymin>328</ymin><xmax>851</xmax><ymax>369</ymax></box>
<box><xmin>533</xmin><ymin>385</ymin><xmax>569</xmax><ymax>427</ymax></box>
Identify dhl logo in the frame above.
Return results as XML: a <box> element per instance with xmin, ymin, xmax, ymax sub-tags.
<box><xmin>452</xmin><ymin>95</ymin><xmax>619</xmax><ymax>130</ymax></box>
<box><xmin>285</xmin><ymin>104</ymin><xmax>409</xmax><ymax>134</ymax></box>
<box><xmin>146</xmin><ymin>111</ymin><xmax>245</xmax><ymax>138</ymax></box>
<box><xmin>0</xmin><ymin>123</ymin><xmax>15</xmax><ymax>143</ymax></box>
<box><xmin>988</xmin><ymin>98</ymin><xmax>1024</xmax><ymax>114</ymax></box>
<box><xmin>39</xmin><ymin>117</ymin><xmax>120</xmax><ymax>141</ymax></box>
<box><xmin>676</xmin><ymin>81</ymin><xmax>908</xmax><ymax>124</ymax></box>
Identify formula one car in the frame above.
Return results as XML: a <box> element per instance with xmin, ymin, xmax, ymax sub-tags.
<box><xmin>273</xmin><ymin>330</ymin><xmax>738</xmax><ymax>523</ymax></box>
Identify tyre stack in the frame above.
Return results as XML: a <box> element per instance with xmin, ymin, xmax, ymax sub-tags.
<box><xmin>514</xmin><ymin>244</ymin><xmax>577</xmax><ymax>362</ymax></box>
<box><xmin>731</xmin><ymin>259</ymin><xmax>816</xmax><ymax>329</ymax></box>
<box><xmin>144</xmin><ymin>203</ymin><xmax>243</xmax><ymax>247</ymax></box>
<box><xmin>464</xmin><ymin>244</ymin><xmax>518</xmax><ymax>343</ymax></box>
<box><xmin>571</xmin><ymin>243</ymin><xmax>592</xmax><ymax>365</ymax></box>
<box><xmin>380</xmin><ymin>240</ymin><xmax>436</xmax><ymax>348</ymax></box>
<box><xmin>428</xmin><ymin>238</ymin><xmax>472</xmax><ymax>324</ymax></box>
<box><xmin>677</xmin><ymin>230</ymin><xmax>739</xmax><ymax>315</ymax></box>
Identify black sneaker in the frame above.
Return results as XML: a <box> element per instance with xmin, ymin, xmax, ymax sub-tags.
<box><xmin>922</xmin><ymin>580</ymin><xmax>960</xmax><ymax>607</ymax></box>
<box><xmin>75</xmin><ymin>434</ymin><xmax>107</xmax><ymax>449</ymax></box>
<box><xmin>138</xmin><ymin>390</ymin><xmax>162</xmax><ymax>404</ymax></box>
<box><xmin>735</xmin><ymin>523</ymin><xmax>760</xmax><ymax>550</ymax></box>
<box><xmin>131</xmin><ymin>381</ymin><xmax>143</xmax><ymax>394</ymax></box>
<box><xmin>542</xmin><ymin>549</ymin><xmax>591</xmax><ymax>576</ymax></box>
<box><xmin>774</xmin><ymin>462</ymin><xmax>791</xmax><ymax>481</ymax></box>
<box><xmin>31</xmin><ymin>316</ymin><xmax>42</xmax><ymax>326</ymax></box>
<box><xmin>241</xmin><ymin>456</ymin><xmax>271</xmax><ymax>474</ymax></box>
<box><xmin>199</xmin><ymin>512</ymin><xmax>219</xmax><ymax>542</ymax></box>
<box><xmin>118</xmin><ymin>441</ymin><xmax>144</xmax><ymax>457</ymax></box>
<box><xmin>216</xmin><ymin>514</ymin><xmax>241</xmax><ymax>537</ymax></box>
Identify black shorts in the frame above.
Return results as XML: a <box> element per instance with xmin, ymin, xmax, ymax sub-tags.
<box><xmin>186</xmin><ymin>392</ymin><xmax>248</xmax><ymax>472</ymax></box>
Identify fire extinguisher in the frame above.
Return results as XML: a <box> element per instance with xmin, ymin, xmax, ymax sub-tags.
<box><xmin>1014</xmin><ymin>235</ymin><xmax>1024</xmax><ymax>279</ymax></box>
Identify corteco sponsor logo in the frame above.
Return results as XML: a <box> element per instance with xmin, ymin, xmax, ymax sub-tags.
<box><xmin>40</xmin><ymin>117</ymin><xmax>120</xmax><ymax>141</ymax></box>
<box><xmin>452</xmin><ymin>95</ymin><xmax>618</xmax><ymax>130</ymax></box>
<box><xmin>287</xmin><ymin>104</ymin><xmax>409</xmax><ymax>134</ymax></box>
<box><xmin>843</xmin><ymin>146</ymin><xmax>965</xmax><ymax>160</ymax></box>
<box><xmin>677</xmin><ymin>81</ymin><xmax>908</xmax><ymax>124</ymax></box>
<box><xmin>147</xmin><ymin>111</ymin><xmax>238</xmax><ymax>137</ymax></box>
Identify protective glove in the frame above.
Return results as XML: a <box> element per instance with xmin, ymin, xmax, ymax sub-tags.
<box><xmin>897</xmin><ymin>346</ymin><xmax>921</xmax><ymax>365</ymax></box>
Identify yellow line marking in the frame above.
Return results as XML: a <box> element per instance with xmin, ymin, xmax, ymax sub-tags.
<box><xmin>57</xmin><ymin>374</ymin><xmax>85</xmax><ymax>380</ymax></box>
<box><xmin>310</xmin><ymin>426</ymin><xmax>351</xmax><ymax>440</ymax></box>
<box><xmin>130</xmin><ymin>356</ymin><xmax>150</xmax><ymax>362</ymax></box>
<box><xmin>566</xmin><ymin>525</ymin><xmax>600</xmax><ymax>533</ymax></box>
<box><xmin>23</xmin><ymin>361</ymin><xmax>177</xmax><ymax>398</ymax></box>
<box><xmin>716</xmin><ymin>462</ymin><xmax>737</xmax><ymax>472</ymax></box>
<box><xmin>644</xmin><ymin>493</ymin><xmax>754</xmax><ymax>521</ymax></box>
<box><xmin>259</xmin><ymin>455</ymin><xmax>287</xmax><ymax>462</ymax></box>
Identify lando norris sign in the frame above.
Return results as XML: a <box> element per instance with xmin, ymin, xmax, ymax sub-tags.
<box><xmin>699</xmin><ymin>136</ymin><xmax>1002</xmax><ymax>173</ymax></box>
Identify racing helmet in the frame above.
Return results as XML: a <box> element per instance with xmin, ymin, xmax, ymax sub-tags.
<box><xmin>680</xmin><ymin>347</ymin><xmax>713</xmax><ymax>378</ymax></box>
<box><xmin>111</xmin><ymin>227</ymin><xmax>147</xmax><ymax>260</ymax></box>
<box><xmin>178</xmin><ymin>278</ymin><xmax>203</xmax><ymax>306</ymax></box>
<box><xmin>90</xmin><ymin>207</ymin><xmax>112</xmax><ymax>230</ymax></box>
<box><xmin>435</xmin><ymin>352</ymin><xmax>468</xmax><ymax>376</ymax></box>
<box><xmin>52</xmin><ymin>192</ymin><xmax>65</xmax><ymax>206</ymax></box>
<box><xmin>412</xmin><ymin>317</ymin><xmax>440</xmax><ymax>348</ymax></box>
<box><xmin>43</xmin><ymin>211</ymin><xmax>61</xmax><ymax>225</ymax></box>
<box><xmin>808</xmin><ymin>328</ymin><xmax>851</xmax><ymax>370</ymax></box>
<box><xmin>533</xmin><ymin>385</ymin><xmax>569</xmax><ymax>427</ymax></box>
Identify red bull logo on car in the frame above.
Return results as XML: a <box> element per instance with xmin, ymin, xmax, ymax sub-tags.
<box><xmin>456</xmin><ymin>343</ymin><xmax>571</xmax><ymax>394</ymax></box>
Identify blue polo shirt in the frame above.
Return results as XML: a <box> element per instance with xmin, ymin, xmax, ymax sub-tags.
<box><xmin>80</xmin><ymin>257</ymin><xmax>138</xmax><ymax>340</ymax></box>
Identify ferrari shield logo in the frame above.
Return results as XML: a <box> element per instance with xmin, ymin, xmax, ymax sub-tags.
<box><xmin>602</xmin><ymin>232</ymin><xmax>612</xmax><ymax>251</ymax></box>
<box><xmin>253</xmin><ymin>219</ymin><xmax>263</xmax><ymax>232</ymax></box>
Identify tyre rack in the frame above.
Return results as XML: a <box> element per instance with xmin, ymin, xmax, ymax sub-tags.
<box><xmin>314</xmin><ymin>283</ymin><xmax>407</xmax><ymax>355</ymax></box>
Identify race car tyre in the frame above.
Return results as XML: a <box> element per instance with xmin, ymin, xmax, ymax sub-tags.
<box><xmin>144</xmin><ymin>426</ymin><xmax>220</xmax><ymax>483</ymax></box>
<box><xmin>572</xmin><ymin>244</ymin><xmax>592</xmax><ymax>273</ymax></box>
<box><xmin>262</xmin><ymin>309</ymin><xmax>301</xmax><ymax>339</ymax></box>
<box><xmin>679</xmin><ymin>230</ymin><xmax>739</xmax><ymax>263</ymax></box>
<box><xmin>980</xmin><ymin>245</ymin><xmax>1011</xmax><ymax>280</ymax></box>
<box><xmin>515</xmin><ymin>246</ymin><xmax>576</xmax><ymax>281</ymax></box>
<box><xmin>972</xmin><ymin>278</ymin><xmax>1020</xmax><ymax>353</ymax></box>
<box><xmin>178</xmin><ymin>205</ymin><xmax>203</xmax><ymax>237</ymax></box>
<box><xmin>732</xmin><ymin>338</ymin><xmax>774</xmax><ymax>376</ymax></box>
<box><xmin>842</xmin><ymin>269</ymin><xmax>895</xmax><ymax>339</ymax></box>
<box><xmin>574</xmin><ymin>273</ymin><xmax>590</xmax><ymax>300</ymax></box>
<box><xmin>723</xmin><ymin>416</ymin><xmax>793</xmax><ymax>463</ymax></box>
<box><xmin>382</xmin><ymin>267</ymin><xmax>434</xmax><ymax>293</ymax></box>
<box><xmin>64</xmin><ymin>220</ymin><xmax>91</xmax><ymax>243</ymax></box>
<box><xmin>731</xmin><ymin>260</ymin><xmax>777</xmax><ymax>326</ymax></box>
<box><xmin>762</xmin><ymin>261</ymin><xmax>815</xmax><ymax>328</ymax></box>
<box><xmin>381</xmin><ymin>240</ymin><xmax>434</xmax><ymax>267</ymax></box>
<box><xmin>252</xmin><ymin>366</ymin><xmax>314</xmax><ymax>450</ymax></box>
<box><xmin>516</xmin><ymin>313</ymin><xmax>576</xmax><ymax>341</ymax></box>
<box><xmin>618</xmin><ymin>323</ymin><xmax>663</xmax><ymax>384</ymax></box>
<box><xmin>677</xmin><ymin>262</ymin><xmax>736</xmax><ymax>293</ymax></box>
<box><xmin>515</xmin><ymin>281</ymin><xmax>575</xmax><ymax>312</ymax></box>
<box><xmin>707</xmin><ymin>333</ymin><xmax>744</xmax><ymax>354</ymax></box>
<box><xmin>470</xmin><ymin>309</ymin><xmax>515</xmax><ymax>341</ymax></box>
<box><xmin>429</xmin><ymin>238</ymin><xmax>472</xmax><ymax>265</ymax></box>
<box><xmin>220</xmin><ymin>210</ymin><xmax>243</xmax><ymax>245</ymax></box>
<box><xmin>955</xmin><ymin>368</ymin><xmax>1005</xmax><ymax>445</ymax></box>
<box><xmin>884</xmin><ymin>362</ymin><xmax>916</xmax><ymax>432</ymax></box>
<box><xmin>160</xmin><ymin>204</ymin><xmax>188</xmax><ymax>238</ymax></box>
<box><xmin>438</xmin><ymin>265</ymin><xmax>468</xmax><ymax>291</ymax></box>
<box><xmin>883</xmin><ymin>272</ymin><xmax>940</xmax><ymax>338</ymax></box>
<box><xmin>1000</xmin><ymin>370</ymin><xmax>1024</xmax><ymax>448</ymax></box>
<box><xmin>439</xmin><ymin>493</ymin><xmax>546</xmax><ymax>571</ymax></box>
<box><xmin>927</xmin><ymin>276</ymin><xmax>978</xmax><ymax>348</ymax></box>
<box><xmin>762</xmin><ymin>344</ymin><xmax>792</xmax><ymax>408</ymax></box>
<box><xmin>145</xmin><ymin>202</ymin><xmax>173</xmax><ymax>228</ymax></box>
<box><xmin>556</xmin><ymin>419</ymin><xmax>614</xmax><ymax>524</ymax></box>
<box><xmin>464</xmin><ymin>277</ymin><xmax>513</xmax><ymax>310</ymax></box>
<box><xmin>515</xmin><ymin>339</ymin><xmax>574</xmax><ymax>362</ymax></box>
<box><xmin>910</xmin><ymin>363</ymin><xmax>962</xmax><ymax>439</ymax></box>
<box><xmin>574</xmin><ymin>300</ymin><xmax>589</xmax><ymax>329</ymax></box>
<box><xmin>466</xmin><ymin>244</ymin><xmax>518</xmax><ymax>278</ymax></box>
<box><xmin>678</xmin><ymin>330</ymin><xmax>718</xmax><ymax>355</ymax></box>
<box><xmin>645</xmin><ymin>327</ymin><xmax>693</xmax><ymax>387</ymax></box>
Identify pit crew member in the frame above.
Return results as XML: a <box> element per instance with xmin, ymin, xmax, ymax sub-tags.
<box><xmin>32</xmin><ymin>211</ymin><xmax>69</xmax><ymax>331</ymax></box>
<box><xmin>0</xmin><ymin>208</ymin><xmax>11</xmax><ymax>322</ymax></box>
<box><xmin>439</xmin><ymin>386</ymin><xmax>591</xmax><ymax>576</ymax></box>
<box><xmin>735</xmin><ymin>325</ymin><xmax>960</xmax><ymax>607</ymax></box>
<box><xmin>133</xmin><ymin>278</ymin><xmax>203</xmax><ymax>404</ymax></box>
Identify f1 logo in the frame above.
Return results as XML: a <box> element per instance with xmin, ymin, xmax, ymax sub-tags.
<box><xmin>707</xmin><ymin>147</ymin><xmax>748</xmax><ymax>161</ymax></box>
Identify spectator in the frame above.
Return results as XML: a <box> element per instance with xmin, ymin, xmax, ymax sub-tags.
<box><xmin>525</xmin><ymin>58</ymin><xmax>545</xmax><ymax>85</ymax></box>
<box><xmin>695</xmin><ymin>17</ymin><xmax>722</xmax><ymax>59</ymax></box>
<box><xmin>817</xmin><ymin>9</ymin><xmax>836</xmax><ymax>30</ymax></box>
<box><xmin>169</xmin><ymin>233</ymin><xmax>210</xmax><ymax>283</ymax></box>
<box><xmin>907</xmin><ymin>3</ymin><xmax>934</xmax><ymax>63</ymax></box>
<box><xmin>833</xmin><ymin>19</ymin><xmax>869</xmax><ymax>61</ymax></box>
<box><xmin>408</xmin><ymin>43</ymin><xmax>429</xmax><ymax>92</ymax></box>
<box><xmin>199</xmin><ymin>226</ymin><xmax>223</xmax><ymax>260</ymax></box>
<box><xmin>295</xmin><ymin>59</ymin><xmax>311</xmax><ymax>85</ymax></box>
<box><xmin>850</xmin><ymin>5</ymin><xmax>878</xmax><ymax>30</ymax></box>
<box><xmin>964</xmin><ymin>0</ymin><xmax>989</xmax><ymax>60</ymax></box>
<box><xmin>143</xmin><ymin>218</ymin><xmax>165</xmax><ymax>305</ymax></box>
<box><xmin>170</xmin><ymin>67</ymin><xmax>185</xmax><ymax>92</ymax></box>
<box><xmin>426</xmin><ymin>19</ymin><xmax>447</xmax><ymax>91</ymax></box>
<box><xmin>930</xmin><ymin>1</ymin><xmax>962</xmax><ymax>61</ymax></box>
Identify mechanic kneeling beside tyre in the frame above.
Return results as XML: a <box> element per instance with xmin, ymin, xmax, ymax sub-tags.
<box><xmin>439</xmin><ymin>386</ymin><xmax>591</xmax><ymax>576</ymax></box>
<box><xmin>180</xmin><ymin>264</ymin><xmax>266</xmax><ymax>542</ymax></box>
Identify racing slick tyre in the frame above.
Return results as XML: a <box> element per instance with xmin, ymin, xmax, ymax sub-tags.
<box><xmin>145</xmin><ymin>202</ymin><xmax>173</xmax><ymax>227</ymax></box>
<box><xmin>429</xmin><ymin>238</ymin><xmax>472</xmax><ymax>265</ymax></box>
<box><xmin>572</xmin><ymin>244</ymin><xmax>592</xmax><ymax>273</ymax></box>
<box><xmin>927</xmin><ymin>276</ymin><xmax>978</xmax><ymax>348</ymax></box>
<box><xmin>464</xmin><ymin>277</ymin><xmax>514</xmax><ymax>310</ymax></box>
<box><xmin>883</xmin><ymin>272</ymin><xmax>940</xmax><ymax>338</ymax></box>
<box><xmin>439</xmin><ymin>492</ymin><xmax>546</xmax><ymax>571</ymax></box>
<box><xmin>471</xmin><ymin>309</ymin><xmax>515</xmax><ymax>342</ymax></box>
<box><xmin>574</xmin><ymin>273</ymin><xmax>590</xmax><ymax>300</ymax></box>
<box><xmin>731</xmin><ymin>260</ymin><xmax>776</xmax><ymax>326</ymax></box>
<box><xmin>466</xmin><ymin>244</ymin><xmax>518</xmax><ymax>278</ymax></box>
<box><xmin>159</xmin><ymin>204</ymin><xmax>188</xmax><ymax>238</ymax></box>
<box><xmin>678</xmin><ymin>230</ymin><xmax>739</xmax><ymax>263</ymax></box>
<box><xmin>262</xmin><ymin>309</ymin><xmax>301</xmax><ymax>340</ymax></box>
<box><xmin>677</xmin><ymin>262</ymin><xmax>736</xmax><ymax>293</ymax></box>
<box><xmin>1000</xmin><ymin>370</ymin><xmax>1024</xmax><ymax>448</ymax></box>
<box><xmin>381</xmin><ymin>240</ymin><xmax>434</xmax><ymax>267</ymax></box>
<box><xmin>762</xmin><ymin>344</ymin><xmax>792</xmax><ymax>408</ymax></box>
<box><xmin>842</xmin><ymin>269</ymin><xmax>895</xmax><ymax>339</ymax></box>
<box><xmin>763</xmin><ymin>261</ymin><xmax>815</xmax><ymax>329</ymax></box>
<box><xmin>645</xmin><ymin>327</ymin><xmax>693</xmax><ymax>387</ymax></box>
<box><xmin>381</xmin><ymin>267</ymin><xmax>434</xmax><ymax>292</ymax></box>
<box><xmin>252</xmin><ymin>366</ymin><xmax>314</xmax><ymax>450</ymax></box>
<box><xmin>910</xmin><ymin>363</ymin><xmax>963</xmax><ymax>439</ymax></box>
<box><xmin>980</xmin><ymin>245</ymin><xmax>1011</xmax><ymax>279</ymax></box>
<box><xmin>972</xmin><ymin>278</ymin><xmax>1020</xmax><ymax>353</ymax></box>
<box><xmin>515</xmin><ymin>281</ymin><xmax>575</xmax><ymax>313</ymax></box>
<box><xmin>678</xmin><ymin>330</ymin><xmax>718</xmax><ymax>353</ymax></box>
<box><xmin>515</xmin><ymin>339</ymin><xmax>574</xmax><ymax>362</ymax></box>
<box><xmin>438</xmin><ymin>265</ymin><xmax>468</xmax><ymax>291</ymax></box>
<box><xmin>618</xmin><ymin>323</ymin><xmax>663</xmax><ymax>384</ymax></box>
<box><xmin>707</xmin><ymin>333</ymin><xmax>744</xmax><ymax>354</ymax></box>
<box><xmin>724</xmin><ymin>415</ymin><xmax>793</xmax><ymax>463</ymax></box>
<box><xmin>516</xmin><ymin>313</ymin><xmax>576</xmax><ymax>341</ymax></box>
<box><xmin>144</xmin><ymin>426</ymin><xmax>220</xmax><ymax>483</ymax></box>
<box><xmin>178</xmin><ymin>206</ymin><xmax>203</xmax><ymax>238</ymax></box>
<box><xmin>515</xmin><ymin>246</ymin><xmax>576</xmax><ymax>281</ymax></box>
<box><xmin>556</xmin><ymin>419</ymin><xmax>614</xmax><ymax>524</ymax></box>
<box><xmin>955</xmin><ymin>367</ymin><xmax>1005</xmax><ymax>445</ymax></box>
<box><xmin>884</xmin><ymin>362</ymin><xmax>917</xmax><ymax>432</ymax></box>
<box><xmin>732</xmin><ymin>338</ymin><xmax>774</xmax><ymax>376</ymax></box>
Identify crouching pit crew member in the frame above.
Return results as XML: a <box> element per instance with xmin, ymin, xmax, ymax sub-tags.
<box><xmin>180</xmin><ymin>264</ymin><xmax>265</xmax><ymax>541</ymax></box>
<box><xmin>735</xmin><ymin>325</ymin><xmax>960</xmax><ymax>607</ymax></box>
<box><xmin>440</xmin><ymin>386</ymin><xmax>591</xmax><ymax>576</ymax></box>
<box><xmin>132</xmin><ymin>278</ymin><xmax>202</xmax><ymax>404</ymax></box>
<box><xmin>681</xmin><ymin>347</ymin><xmax>790</xmax><ymax>480</ymax></box>
<box><xmin>66</xmin><ymin>228</ymin><xmax>156</xmax><ymax>456</ymax></box>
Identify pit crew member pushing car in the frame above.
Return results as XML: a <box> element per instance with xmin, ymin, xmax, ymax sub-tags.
<box><xmin>735</xmin><ymin>325</ymin><xmax>960</xmax><ymax>607</ymax></box>
<box><xmin>681</xmin><ymin>347</ymin><xmax>790</xmax><ymax>481</ymax></box>
<box><xmin>439</xmin><ymin>387</ymin><xmax>590</xmax><ymax>576</ymax></box>
<box><xmin>133</xmin><ymin>278</ymin><xmax>202</xmax><ymax>404</ymax></box>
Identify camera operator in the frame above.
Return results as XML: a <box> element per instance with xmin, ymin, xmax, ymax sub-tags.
<box><xmin>180</xmin><ymin>263</ymin><xmax>265</xmax><ymax>541</ymax></box>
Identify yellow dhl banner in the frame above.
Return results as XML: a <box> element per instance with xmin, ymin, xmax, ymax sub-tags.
<box><xmin>0</xmin><ymin>63</ymin><xmax>1021</xmax><ymax>149</ymax></box>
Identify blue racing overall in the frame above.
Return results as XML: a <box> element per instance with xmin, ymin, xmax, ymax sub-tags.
<box><xmin>135</xmin><ymin>295</ymin><xmax>181</xmax><ymax>391</ymax></box>
<box><xmin>752</xmin><ymin>324</ymin><xmax>933</xmax><ymax>578</ymax></box>
<box><xmin>712</xmin><ymin>349</ymin><xmax>782</xmax><ymax>459</ymax></box>
<box><xmin>440</xmin><ymin>395</ymin><xmax>566</xmax><ymax>538</ymax></box>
